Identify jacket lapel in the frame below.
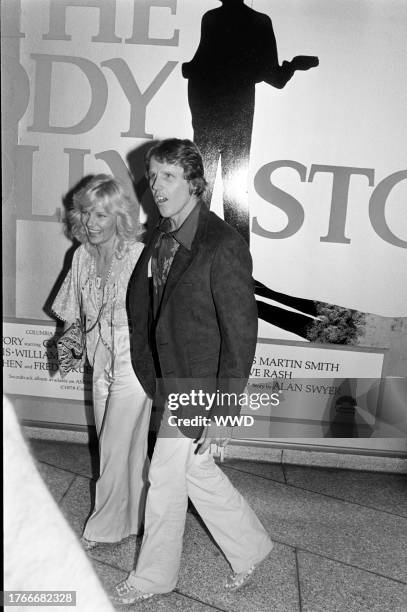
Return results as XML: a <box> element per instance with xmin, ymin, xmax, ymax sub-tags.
<box><xmin>133</xmin><ymin>231</ymin><xmax>159</xmax><ymax>287</ymax></box>
<box><xmin>128</xmin><ymin>228</ymin><xmax>160</xmax><ymax>326</ymax></box>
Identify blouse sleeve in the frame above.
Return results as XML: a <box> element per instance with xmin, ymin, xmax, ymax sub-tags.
<box><xmin>130</xmin><ymin>241</ymin><xmax>144</xmax><ymax>265</ymax></box>
<box><xmin>121</xmin><ymin>241</ymin><xmax>144</xmax><ymax>278</ymax></box>
<box><xmin>51</xmin><ymin>246</ymin><xmax>83</xmax><ymax>324</ymax></box>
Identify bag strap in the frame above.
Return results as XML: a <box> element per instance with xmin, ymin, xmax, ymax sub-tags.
<box><xmin>82</xmin><ymin>300</ymin><xmax>106</xmax><ymax>335</ymax></box>
<box><xmin>78</xmin><ymin>290</ymin><xmax>106</xmax><ymax>335</ymax></box>
<box><xmin>77</xmin><ymin>257</ymin><xmax>116</xmax><ymax>335</ymax></box>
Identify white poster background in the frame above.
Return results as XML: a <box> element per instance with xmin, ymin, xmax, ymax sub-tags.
<box><xmin>14</xmin><ymin>0</ymin><xmax>407</xmax><ymax>322</ymax></box>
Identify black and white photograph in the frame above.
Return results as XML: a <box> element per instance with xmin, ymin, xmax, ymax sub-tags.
<box><xmin>3</xmin><ymin>1</ymin><xmax>407</xmax><ymax>610</ymax></box>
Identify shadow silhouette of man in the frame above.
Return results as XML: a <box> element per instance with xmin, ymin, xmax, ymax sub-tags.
<box><xmin>182</xmin><ymin>0</ymin><xmax>318</xmax><ymax>246</ymax></box>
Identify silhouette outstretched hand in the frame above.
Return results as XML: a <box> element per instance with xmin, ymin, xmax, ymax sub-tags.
<box><xmin>263</xmin><ymin>55</ymin><xmax>319</xmax><ymax>88</ymax></box>
<box><xmin>291</xmin><ymin>55</ymin><xmax>319</xmax><ymax>71</ymax></box>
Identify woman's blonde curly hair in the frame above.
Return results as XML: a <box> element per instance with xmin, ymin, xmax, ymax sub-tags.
<box><xmin>68</xmin><ymin>174</ymin><xmax>141</xmax><ymax>255</ymax></box>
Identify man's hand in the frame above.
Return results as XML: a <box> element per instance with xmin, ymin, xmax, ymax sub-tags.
<box><xmin>194</xmin><ymin>424</ymin><xmax>230</xmax><ymax>455</ymax></box>
<box><xmin>291</xmin><ymin>55</ymin><xmax>319</xmax><ymax>71</ymax></box>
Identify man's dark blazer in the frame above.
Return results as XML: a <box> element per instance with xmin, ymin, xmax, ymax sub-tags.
<box><xmin>127</xmin><ymin>203</ymin><xmax>258</xmax><ymax>430</ymax></box>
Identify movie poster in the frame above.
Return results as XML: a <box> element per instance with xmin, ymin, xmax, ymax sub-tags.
<box><xmin>2</xmin><ymin>0</ymin><xmax>406</xmax><ymax>447</ymax></box>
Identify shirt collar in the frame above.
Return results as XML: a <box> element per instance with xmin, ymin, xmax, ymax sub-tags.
<box><xmin>157</xmin><ymin>202</ymin><xmax>201</xmax><ymax>251</ymax></box>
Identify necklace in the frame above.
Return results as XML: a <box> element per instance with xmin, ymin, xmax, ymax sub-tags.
<box><xmin>94</xmin><ymin>240</ymin><xmax>117</xmax><ymax>290</ymax></box>
<box><xmin>95</xmin><ymin>255</ymin><xmax>115</xmax><ymax>289</ymax></box>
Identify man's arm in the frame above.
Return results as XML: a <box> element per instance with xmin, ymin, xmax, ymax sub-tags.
<box><xmin>211</xmin><ymin>234</ymin><xmax>258</xmax><ymax>385</ymax></box>
<box><xmin>196</xmin><ymin>233</ymin><xmax>257</xmax><ymax>455</ymax></box>
<box><xmin>263</xmin><ymin>56</ymin><xmax>319</xmax><ymax>88</ymax></box>
<box><xmin>258</xmin><ymin>15</ymin><xmax>319</xmax><ymax>88</ymax></box>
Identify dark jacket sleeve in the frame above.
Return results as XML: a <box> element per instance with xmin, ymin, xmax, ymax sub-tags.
<box><xmin>209</xmin><ymin>233</ymin><xmax>258</xmax><ymax>418</ymax></box>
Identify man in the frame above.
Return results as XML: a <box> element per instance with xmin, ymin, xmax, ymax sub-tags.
<box><xmin>115</xmin><ymin>139</ymin><xmax>272</xmax><ymax>604</ymax></box>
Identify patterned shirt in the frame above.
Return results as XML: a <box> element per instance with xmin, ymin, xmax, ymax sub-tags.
<box><xmin>151</xmin><ymin>202</ymin><xmax>201</xmax><ymax>317</ymax></box>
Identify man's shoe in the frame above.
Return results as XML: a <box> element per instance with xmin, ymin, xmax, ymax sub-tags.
<box><xmin>224</xmin><ymin>547</ymin><xmax>274</xmax><ymax>591</ymax></box>
<box><xmin>113</xmin><ymin>579</ymin><xmax>154</xmax><ymax>604</ymax></box>
<box><xmin>224</xmin><ymin>565</ymin><xmax>256</xmax><ymax>591</ymax></box>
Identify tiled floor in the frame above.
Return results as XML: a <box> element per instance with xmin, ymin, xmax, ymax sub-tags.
<box><xmin>28</xmin><ymin>438</ymin><xmax>407</xmax><ymax>611</ymax></box>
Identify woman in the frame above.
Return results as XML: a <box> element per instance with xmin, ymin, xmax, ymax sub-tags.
<box><xmin>52</xmin><ymin>175</ymin><xmax>151</xmax><ymax>549</ymax></box>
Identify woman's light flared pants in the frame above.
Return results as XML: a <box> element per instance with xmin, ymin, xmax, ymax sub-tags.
<box><xmin>83</xmin><ymin>327</ymin><xmax>152</xmax><ymax>543</ymax></box>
